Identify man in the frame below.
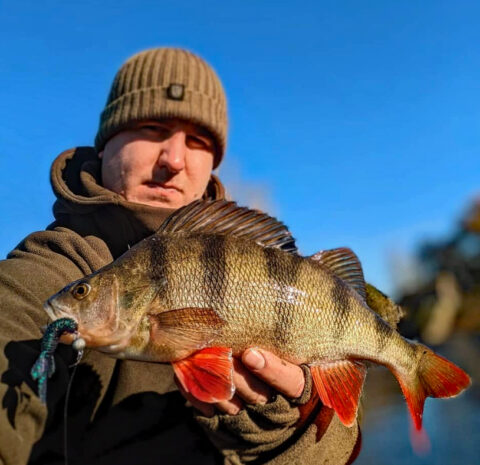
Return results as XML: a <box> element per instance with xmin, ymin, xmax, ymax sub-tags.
<box><xmin>0</xmin><ymin>48</ymin><xmax>360</xmax><ymax>464</ymax></box>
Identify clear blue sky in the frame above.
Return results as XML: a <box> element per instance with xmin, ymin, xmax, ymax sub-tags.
<box><xmin>1</xmin><ymin>0</ymin><xmax>479</xmax><ymax>295</ymax></box>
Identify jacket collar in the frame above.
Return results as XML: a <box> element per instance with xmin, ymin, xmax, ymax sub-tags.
<box><xmin>50</xmin><ymin>147</ymin><xmax>226</xmax><ymax>258</ymax></box>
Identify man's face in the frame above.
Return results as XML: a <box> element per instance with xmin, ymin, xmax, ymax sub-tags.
<box><xmin>98</xmin><ymin>119</ymin><xmax>215</xmax><ymax>209</ymax></box>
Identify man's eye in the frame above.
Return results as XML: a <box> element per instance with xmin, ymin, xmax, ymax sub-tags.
<box><xmin>186</xmin><ymin>135</ymin><xmax>213</xmax><ymax>151</ymax></box>
<box><xmin>140</xmin><ymin>125</ymin><xmax>170</xmax><ymax>137</ymax></box>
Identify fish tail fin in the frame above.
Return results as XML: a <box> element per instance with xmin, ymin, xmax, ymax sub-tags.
<box><xmin>417</xmin><ymin>346</ymin><xmax>471</xmax><ymax>402</ymax></box>
<box><xmin>392</xmin><ymin>344</ymin><xmax>470</xmax><ymax>451</ymax></box>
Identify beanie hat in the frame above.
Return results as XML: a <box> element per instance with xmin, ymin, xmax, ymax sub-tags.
<box><xmin>95</xmin><ymin>48</ymin><xmax>227</xmax><ymax>168</ymax></box>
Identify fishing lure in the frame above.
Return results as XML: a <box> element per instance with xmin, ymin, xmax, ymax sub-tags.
<box><xmin>30</xmin><ymin>317</ymin><xmax>81</xmax><ymax>403</ymax></box>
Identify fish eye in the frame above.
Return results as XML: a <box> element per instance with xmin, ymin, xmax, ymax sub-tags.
<box><xmin>71</xmin><ymin>282</ymin><xmax>91</xmax><ymax>300</ymax></box>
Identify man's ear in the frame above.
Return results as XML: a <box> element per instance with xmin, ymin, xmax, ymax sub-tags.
<box><xmin>98</xmin><ymin>150</ymin><xmax>104</xmax><ymax>159</ymax></box>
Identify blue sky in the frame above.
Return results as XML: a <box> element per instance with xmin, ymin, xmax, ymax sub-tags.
<box><xmin>1</xmin><ymin>0</ymin><xmax>479</xmax><ymax>295</ymax></box>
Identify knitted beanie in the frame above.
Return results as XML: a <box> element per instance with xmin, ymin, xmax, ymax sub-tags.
<box><xmin>95</xmin><ymin>48</ymin><xmax>227</xmax><ymax>168</ymax></box>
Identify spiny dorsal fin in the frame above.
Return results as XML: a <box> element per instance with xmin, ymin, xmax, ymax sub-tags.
<box><xmin>158</xmin><ymin>200</ymin><xmax>298</xmax><ymax>254</ymax></box>
<box><xmin>365</xmin><ymin>284</ymin><xmax>405</xmax><ymax>328</ymax></box>
<box><xmin>310</xmin><ymin>248</ymin><xmax>366</xmax><ymax>300</ymax></box>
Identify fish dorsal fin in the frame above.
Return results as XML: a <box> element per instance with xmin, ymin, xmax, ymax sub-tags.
<box><xmin>310</xmin><ymin>248</ymin><xmax>366</xmax><ymax>300</ymax></box>
<box><xmin>158</xmin><ymin>200</ymin><xmax>298</xmax><ymax>254</ymax></box>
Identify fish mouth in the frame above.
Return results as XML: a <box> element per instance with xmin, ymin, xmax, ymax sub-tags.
<box><xmin>44</xmin><ymin>300</ymin><xmax>64</xmax><ymax>322</ymax></box>
<box><xmin>79</xmin><ymin>318</ymin><xmax>133</xmax><ymax>352</ymax></box>
<box><xmin>43</xmin><ymin>301</ymin><xmax>133</xmax><ymax>353</ymax></box>
<box><xmin>43</xmin><ymin>300</ymin><xmax>80</xmax><ymax>344</ymax></box>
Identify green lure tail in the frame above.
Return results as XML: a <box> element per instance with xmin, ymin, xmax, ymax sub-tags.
<box><xmin>31</xmin><ymin>317</ymin><xmax>78</xmax><ymax>403</ymax></box>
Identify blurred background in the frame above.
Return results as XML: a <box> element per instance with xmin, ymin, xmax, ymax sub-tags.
<box><xmin>1</xmin><ymin>1</ymin><xmax>478</xmax><ymax>463</ymax></box>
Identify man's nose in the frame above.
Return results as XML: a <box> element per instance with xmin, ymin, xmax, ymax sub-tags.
<box><xmin>157</xmin><ymin>131</ymin><xmax>187</xmax><ymax>172</ymax></box>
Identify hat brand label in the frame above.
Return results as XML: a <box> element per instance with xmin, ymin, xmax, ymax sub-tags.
<box><xmin>167</xmin><ymin>83</ymin><xmax>185</xmax><ymax>101</ymax></box>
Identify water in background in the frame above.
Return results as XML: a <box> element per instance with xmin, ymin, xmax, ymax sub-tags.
<box><xmin>356</xmin><ymin>335</ymin><xmax>479</xmax><ymax>465</ymax></box>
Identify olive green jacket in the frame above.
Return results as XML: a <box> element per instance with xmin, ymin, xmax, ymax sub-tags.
<box><xmin>0</xmin><ymin>148</ymin><xmax>359</xmax><ymax>465</ymax></box>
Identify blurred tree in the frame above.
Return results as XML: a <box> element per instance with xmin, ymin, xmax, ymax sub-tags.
<box><xmin>397</xmin><ymin>198</ymin><xmax>480</xmax><ymax>344</ymax></box>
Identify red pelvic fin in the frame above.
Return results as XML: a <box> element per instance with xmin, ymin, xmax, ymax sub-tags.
<box><xmin>310</xmin><ymin>360</ymin><xmax>367</xmax><ymax>427</ymax></box>
<box><xmin>393</xmin><ymin>348</ymin><xmax>471</xmax><ymax>432</ymax></box>
<box><xmin>172</xmin><ymin>347</ymin><xmax>234</xmax><ymax>403</ymax></box>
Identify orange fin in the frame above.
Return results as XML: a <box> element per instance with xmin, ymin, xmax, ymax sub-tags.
<box><xmin>310</xmin><ymin>360</ymin><xmax>366</xmax><ymax>427</ymax></box>
<box><xmin>148</xmin><ymin>307</ymin><xmax>225</xmax><ymax>352</ymax></box>
<box><xmin>393</xmin><ymin>347</ymin><xmax>471</xmax><ymax>432</ymax></box>
<box><xmin>173</xmin><ymin>347</ymin><xmax>234</xmax><ymax>403</ymax></box>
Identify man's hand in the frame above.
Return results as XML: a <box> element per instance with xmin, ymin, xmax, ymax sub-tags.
<box><xmin>176</xmin><ymin>348</ymin><xmax>305</xmax><ymax>416</ymax></box>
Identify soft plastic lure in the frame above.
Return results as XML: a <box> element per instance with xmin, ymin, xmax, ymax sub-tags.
<box><xmin>30</xmin><ymin>317</ymin><xmax>79</xmax><ymax>403</ymax></box>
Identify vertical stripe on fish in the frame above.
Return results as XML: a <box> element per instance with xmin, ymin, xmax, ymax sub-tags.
<box><xmin>263</xmin><ymin>247</ymin><xmax>301</xmax><ymax>348</ymax></box>
<box><xmin>149</xmin><ymin>236</ymin><xmax>171</xmax><ymax>306</ymax></box>
<box><xmin>373</xmin><ymin>313</ymin><xmax>394</xmax><ymax>355</ymax></box>
<box><xmin>329</xmin><ymin>276</ymin><xmax>351</xmax><ymax>341</ymax></box>
<box><xmin>201</xmin><ymin>234</ymin><xmax>227</xmax><ymax>309</ymax></box>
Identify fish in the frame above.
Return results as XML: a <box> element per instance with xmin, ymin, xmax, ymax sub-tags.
<box><xmin>42</xmin><ymin>200</ymin><xmax>470</xmax><ymax>440</ymax></box>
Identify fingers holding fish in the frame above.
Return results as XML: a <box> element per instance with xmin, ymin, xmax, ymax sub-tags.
<box><xmin>199</xmin><ymin>348</ymin><xmax>305</xmax><ymax>414</ymax></box>
<box><xmin>227</xmin><ymin>357</ymin><xmax>272</xmax><ymax>405</ymax></box>
<box><xmin>175</xmin><ymin>376</ymin><xmax>216</xmax><ymax>417</ymax></box>
<box><xmin>177</xmin><ymin>376</ymin><xmax>243</xmax><ymax>416</ymax></box>
<box><xmin>242</xmin><ymin>348</ymin><xmax>305</xmax><ymax>400</ymax></box>
<box><xmin>184</xmin><ymin>349</ymin><xmax>305</xmax><ymax>416</ymax></box>
<box><xmin>213</xmin><ymin>394</ymin><xmax>244</xmax><ymax>415</ymax></box>
<box><xmin>175</xmin><ymin>380</ymin><xmax>245</xmax><ymax>417</ymax></box>
<box><xmin>176</xmin><ymin>357</ymin><xmax>273</xmax><ymax>416</ymax></box>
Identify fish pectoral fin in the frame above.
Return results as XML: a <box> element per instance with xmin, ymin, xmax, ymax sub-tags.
<box><xmin>310</xmin><ymin>360</ymin><xmax>367</xmax><ymax>427</ymax></box>
<box><xmin>173</xmin><ymin>347</ymin><xmax>235</xmax><ymax>403</ymax></box>
<box><xmin>148</xmin><ymin>307</ymin><xmax>225</xmax><ymax>351</ymax></box>
<box><xmin>309</xmin><ymin>248</ymin><xmax>366</xmax><ymax>300</ymax></box>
